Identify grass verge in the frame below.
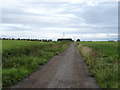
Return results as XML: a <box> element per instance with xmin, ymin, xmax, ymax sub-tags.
<box><xmin>77</xmin><ymin>42</ymin><xmax>118</xmax><ymax>88</ymax></box>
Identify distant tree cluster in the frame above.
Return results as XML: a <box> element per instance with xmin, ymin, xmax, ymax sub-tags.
<box><xmin>76</xmin><ymin>39</ymin><xmax>80</xmax><ymax>42</ymax></box>
<box><xmin>57</xmin><ymin>38</ymin><xmax>73</xmax><ymax>41</ymax></box>
<box><xmin>1</xmin><ymin>38</ymin><xmax>118</xmax><ymax>42</ymax></box>
<box><xmin>1</xmin><ymin>38</ymin><xmax>53</xmax><ymax>42</ymax></box>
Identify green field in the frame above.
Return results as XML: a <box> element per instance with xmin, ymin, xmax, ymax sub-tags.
<box><xmin>77</xmin><ymin>41</ymin><xmax>118</xmax><ymax>88</ymax></box>
<box><xmin>2</xmin><ymin>40</ymin><xmax>70</xmax><ymax>87</ymax></box>
<box><xmin>1</xmin><ymin>40</ymin><xmax>119</xmax><ymax>88</ymax></box>
<box><xmin>2</xmin><ymin>40</ymin><xmax>44</xmax><ymax>50</ymax></box>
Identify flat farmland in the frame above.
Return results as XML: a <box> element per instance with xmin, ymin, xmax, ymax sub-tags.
<box><xmin>77</xmin><ymin>41</ymin><xmax>118</xmax><ymax>88</ymax></box>
<box><xmin>2</xmin><ymin>40</ymin><xmax>44</xmax><ymax>50</ymax></box>
<box><xmin>1</xmin><ymin>40</ymin><xmax>119</xmax><ymax>88</ymax></box>
<box><xmin>2</xmin><ymin>40</ymin><xmax>70</xmax><ymax>87</ymax></box>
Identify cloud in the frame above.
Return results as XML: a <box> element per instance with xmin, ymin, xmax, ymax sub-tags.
<box><xmin>1</xmin><ymin>0</ymin><xmax>118</xmax><ymax>41</ymax></box>
<box><xmin>80</xmin><ymin>2</ymin><xmax>118</xmax><ymax>25</ymax></box>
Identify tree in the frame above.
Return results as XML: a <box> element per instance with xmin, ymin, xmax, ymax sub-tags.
<box><xmin>12</xmin><ymin>38</ymin><xmax>15</xmax><ymax>40</ymax></box>
<box><xmin>17</xmin><ymin>38</ymin><xmax>20</xmax><ymax>40</ymax></box>
<box><xmin>76</xmin><ymin>39</ymin><xmax>80</xmax><ymax>42</ymax></box>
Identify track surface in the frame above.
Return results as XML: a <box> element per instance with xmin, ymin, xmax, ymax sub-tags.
<box><xmin>12</xmin><ymin>43</ymin><xmax>99</xmax><ymax>88</ymax></box>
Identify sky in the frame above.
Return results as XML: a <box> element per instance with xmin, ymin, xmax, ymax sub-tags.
<box><xmin>0</xmin><ymin>0</ymin><xmax>118</xmax><ymax>41</ymax></box>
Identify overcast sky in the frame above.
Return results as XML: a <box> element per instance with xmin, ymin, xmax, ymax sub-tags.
<box><xmin>0</xmin><ymin>0</ymin><xmax>118</xmax><ymax>41</ymax></box>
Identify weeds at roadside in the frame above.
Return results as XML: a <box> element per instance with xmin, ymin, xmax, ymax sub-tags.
<box><xmin>77</xmin><ymin>42</ymin><xmax>118</xmax><ymax>88</ymax></box>
<box><xmin>2</xmin><ymin>41</ymin><xmax>70</xmax><ymax>87</ymax></box>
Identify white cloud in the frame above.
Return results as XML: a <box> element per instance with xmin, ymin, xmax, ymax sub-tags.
<box><xmin>23</xmin><ymin>7</ymin><xmax>65</xmax><ymax>15</ymax></box>
<box><xmin>1</xmin><ymin>24</ymin><xmax>31</xmax><ymax>29</ymax></box>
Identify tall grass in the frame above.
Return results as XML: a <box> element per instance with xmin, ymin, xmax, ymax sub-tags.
<box><xmin>2</xmin><ymin>40</ymin><xmax>70</xmax><ymax>87</ymax></box>
<box><xmin>77</xmin><ymin>41</ymin><xmax>118</xmax><ymax>88</ymax></box>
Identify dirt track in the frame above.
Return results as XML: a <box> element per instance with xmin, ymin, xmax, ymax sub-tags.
<box><xmin>12</xmin><ymin>43</ymin><xmax>99</xmax><ymax>88</ymax></box>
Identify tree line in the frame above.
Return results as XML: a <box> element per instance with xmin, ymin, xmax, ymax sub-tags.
<box><xmin>0</xmin><ymin>38</ymin><xmax>52</xmax><ymax>42</ymax></box>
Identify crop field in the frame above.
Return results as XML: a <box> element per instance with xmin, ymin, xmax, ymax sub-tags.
<box><xmin>2</xmin><ymin>40</ymin><xmax>43</xmax><ymax>50</ymax></box>
<box><xmin>1</xmin><ymin>40</ymin><xmax>119</xmax><ymax>88</ymax></box>
<box><xmin>77</xmin><ymin>41</ymin><xmax>118</xmax><ymax>88</ymax></box>
<box><xmin>2</xmin><ymin>40</ymin><xmax>70</xmax><ymax>87</ymax></box>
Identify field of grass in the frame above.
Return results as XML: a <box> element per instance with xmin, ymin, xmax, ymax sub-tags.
<box><xmin>77</xmin><ymin>41</ymin><xmax>118</xmax><ymax>88</ymax></box>
<box><xmin>2</xmin><ymin>40</ymin><xmax>43</xmax><ymax>50</ymax></box>
<box><xmin>2</xmin><ymin>40</ymin><xmax>70</xmax><ymax>87</ymax></box>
